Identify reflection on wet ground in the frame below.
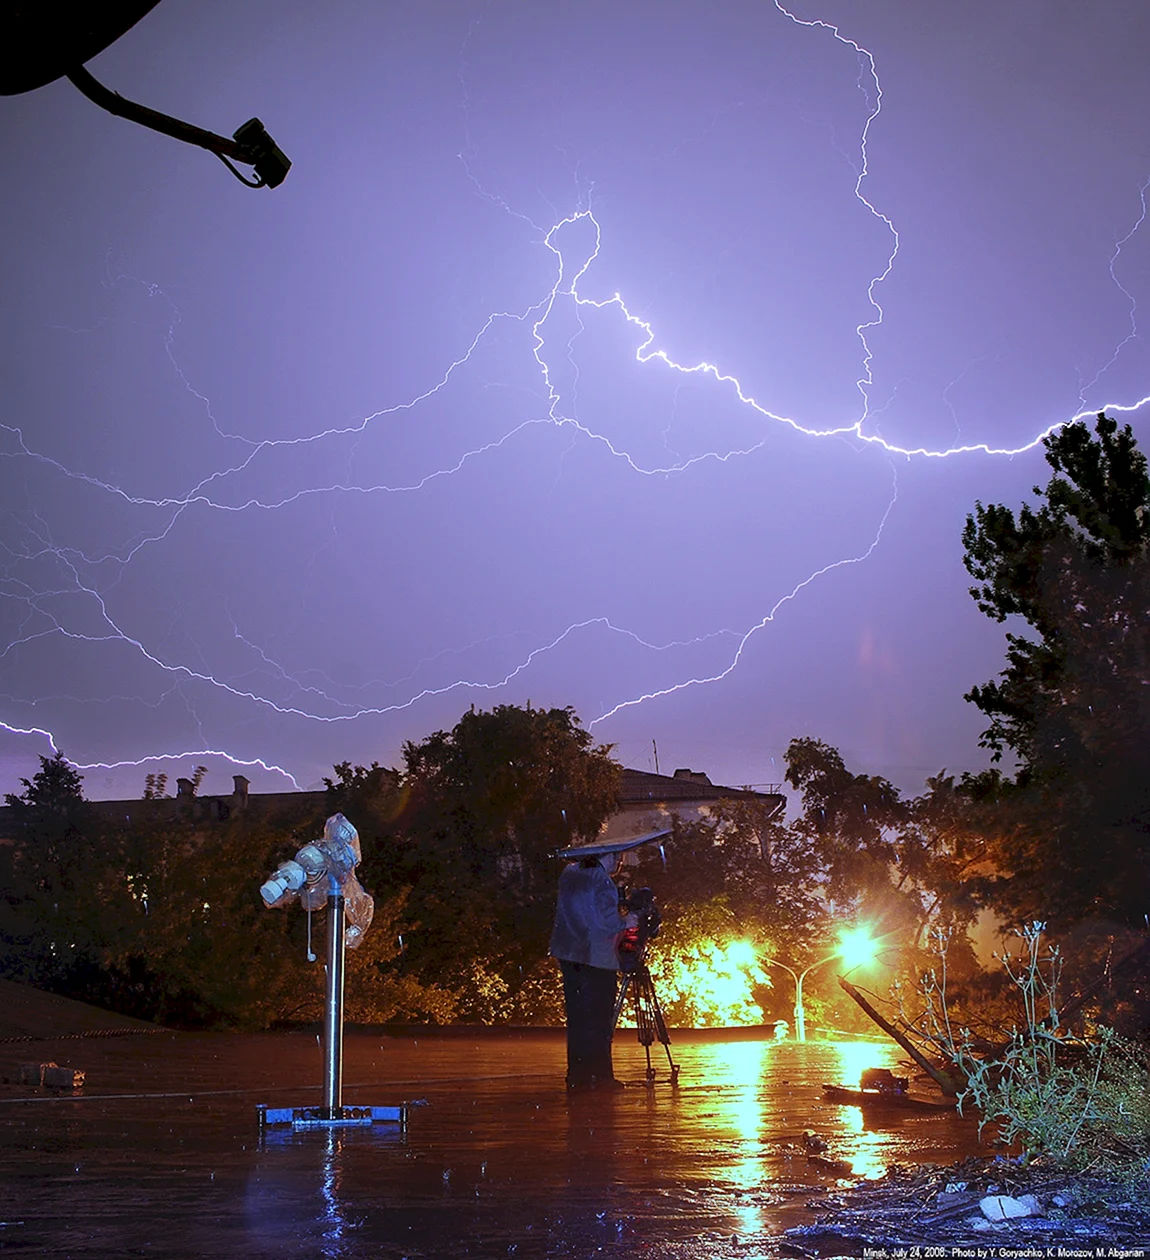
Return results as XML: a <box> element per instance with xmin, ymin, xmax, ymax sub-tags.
<box><xmin>0</xmin><ymin>1030</ymin><xmax>987</xmax><ymax>1257</ymax></box>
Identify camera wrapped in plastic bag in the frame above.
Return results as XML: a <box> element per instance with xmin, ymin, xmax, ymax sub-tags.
<box><xmin>259</xmin><ymin>812</ymin><xmax>374</xmax><ymax>948</ymax></box>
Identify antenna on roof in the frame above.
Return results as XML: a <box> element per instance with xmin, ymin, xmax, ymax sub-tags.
<box><xmin>652</xmin><ymin>739</ymin><xmax>660</xmax><ymax>776</ymax></box>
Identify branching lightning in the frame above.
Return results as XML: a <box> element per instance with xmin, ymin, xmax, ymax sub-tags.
<box><xmin>3</xmin><ymin>3</ymin><xmax>1149</xmax><ymax>792</ymax></box>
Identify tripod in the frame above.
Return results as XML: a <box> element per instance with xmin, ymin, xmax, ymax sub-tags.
<box><xmin>612</xmin><ymin>957</ymin><xmax>680</xmax><ymax>1085</ymax></box>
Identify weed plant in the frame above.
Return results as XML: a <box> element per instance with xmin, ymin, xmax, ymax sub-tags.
<box><xmin>911</xmin><ymin>923</ymin><xmax>1150</xmax><ymax>1178</ymax></box>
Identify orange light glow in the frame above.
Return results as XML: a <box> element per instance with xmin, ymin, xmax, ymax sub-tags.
<box><xmin>835</xmin><ymin>926</ymin><xmax>878</xmax><ymax>970</ymax></box>
<box><xmin>651</xmin><ymin>938</ymin><xmax>771</xmax><ymax>1027</ymax></box>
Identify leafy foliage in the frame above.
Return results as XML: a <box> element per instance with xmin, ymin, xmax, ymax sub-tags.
<box><xmin>629</xmin><ymin>745</ymin><xmax>989</xmax><ymax>1030</ymax></box>
<box><xmin>0</xmin><ymin>716</ymin><xmax>1046</xmax><ymax>1033</ymax></box>
<box><xmin>785</xmin><ymin>737</ymin><xmax>906</xmax><ymax>902</ymax></box>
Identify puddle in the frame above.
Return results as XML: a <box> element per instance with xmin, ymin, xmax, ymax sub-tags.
<box><xmin>0</xmin><ymin>1031</ymin><xmax>986</xmax><ymax>1256</ymax></box>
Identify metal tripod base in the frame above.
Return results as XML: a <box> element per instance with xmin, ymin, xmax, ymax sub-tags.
<box><xmin>259</xmin><ymin>895</ymin><xmax>405</xmax><ymax>1134</ymax></box>
<box><xmin>613</xmin><ymin>962</ymin><xmax>680</xmax><ymax>1086</ymax></box>
<box><xmin>258</xmin><ymin>1103</ymin><xmax>406</xmax><ymax>1131</ymax></box>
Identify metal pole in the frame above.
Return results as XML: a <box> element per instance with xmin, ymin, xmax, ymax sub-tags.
<box><xmin>322</xmin><ymin>893</ymin><xmax>346</xmax><ymax>1118</ymax></box>
<box><xmin>794</xmin><ymin>970</ymin><xmax>807</xmax><ymax>1042</ymax></box>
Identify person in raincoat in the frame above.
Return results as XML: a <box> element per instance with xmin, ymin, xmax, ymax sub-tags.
<box><xmin>548</xmin><ymin>849</ymin><xmax>636</xmax><ymax>1091</ymax></box>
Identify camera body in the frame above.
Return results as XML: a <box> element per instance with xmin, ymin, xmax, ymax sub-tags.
<box><xmin>616</xmin><ymin>885</ymin><xmax>662</xmax><ymax>972</ymax></box>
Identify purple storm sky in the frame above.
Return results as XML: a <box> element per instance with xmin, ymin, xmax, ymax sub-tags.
<box><xmin>3</xmin><ymin>1</ymin><xmax>1150</xmax><ymax>802</ymax></box>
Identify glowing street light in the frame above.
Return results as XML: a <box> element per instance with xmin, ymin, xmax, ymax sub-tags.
<box><xmin>763</xmin><ymin>927</ymin><xmax>877</xmax><ymax>1043</ymax></box>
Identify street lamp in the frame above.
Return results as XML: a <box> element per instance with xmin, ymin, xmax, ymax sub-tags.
<box><xmin>764</xmin><ymin>927</ymin><xmax>877</xmax><ymax>1042</ymax></box>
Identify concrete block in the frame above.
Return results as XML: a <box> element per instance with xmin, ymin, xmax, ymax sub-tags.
<box><xmin>42</xmin><ymin>1065</ymin><xmax>85</xmax><ymax>1089</ymax></box>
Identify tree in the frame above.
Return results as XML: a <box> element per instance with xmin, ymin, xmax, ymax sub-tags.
<box><xmin>395</xmin><ymin>704</ymin><xmax>620</xmax><ymax>1016</ymax></box>
<box><xmin>5</xmin><ymin>750</ymin><xmax>86</xmax><ymax>815</ymax></box>
<box><xmin>784</xmin><ymin>736</ymin><xmax>908</xmax><ymax>906</ymax></box>
<box><xmin>778</xmin><ymin>739</ymin><xmax>990</xmax><ymax>994</ymax></box>
<box><xmin>896</xmin><ymin>773</ymin><xmax>993</xmax><ymax>946</ymax></box>
<box><xmin>0</xmin><ymin>752</ymin><xmax>116</xmax><ymax>994</ymax></box>
<box><xmin>962</xmin><ymin>412</ymin><xmax>1150</xmax><ymax>924</ymax></box>
<box><xmin>641</xmin><ymin>798</ymin><xmax>826</xmax><ymax>945</ymax></box>
<box><xmin>628</xmin><ymin>801</ymin><xmax>830</xmax><ymax>1029</ymax></box>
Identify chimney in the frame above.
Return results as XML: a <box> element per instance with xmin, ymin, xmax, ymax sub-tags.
<box><xmin>233</xmin><ymin>775</ymin><xmax>250</xmax><ymax>809</ymax></box>
<box><xmin>673</xmin><ymin>768</ymin><xmax>712</xmax><ymax>785</ymax></box>
<box><xmin>176</xmin><ymin>777</ymin><xmax>194</xmax><ymax>798</ymax></box>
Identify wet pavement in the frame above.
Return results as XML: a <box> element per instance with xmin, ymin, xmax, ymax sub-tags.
<box><xmin>0</xmin><ymin>1029</ymin><xmax>988</xmax><ymax>1258</ymax></box>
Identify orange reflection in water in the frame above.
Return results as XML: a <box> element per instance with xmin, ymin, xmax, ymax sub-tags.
<box><xmin>831</xmin><ymin>1040</ymin><xmax>890</xmax><ymax>1089</ymax></box>
<box><xmin>718</xmin><ymin>1040</ymin><xmax>768</xmax><ymax>1179</ymax></box>
<box><xmin>712</xmin><ymin>1040</ymin><xmax>770</xmax><ymax>1235</ymax></box>
<box><xmin>831</xmin><ymin>1040</ymin><xmax>901</xmax><ymax>1180</ymax></box>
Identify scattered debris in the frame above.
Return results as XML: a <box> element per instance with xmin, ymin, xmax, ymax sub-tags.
<box><xmin>784</xmin><ymin>1157</ymin><xmax>1150</xmax><ymax>1248</ymax></box>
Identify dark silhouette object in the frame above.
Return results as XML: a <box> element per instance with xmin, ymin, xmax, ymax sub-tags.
<box><xmin>2</xmin><ymin>2</ymin><xmax>289</xmax><ymax>188</ymax></box>
<box><xmin>962</xmin><ymin>412</ymin><xmax>1150</xmax><ymax>925</ymax></box>
<box><xmin>0</xmin><ymin>3</ymin><xmax>162</xmax><ymax>95</ymax></box>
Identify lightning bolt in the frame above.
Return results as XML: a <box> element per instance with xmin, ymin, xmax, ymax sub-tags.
<box><xmin>3</xmin><ymin>4</ymin><xmax>1149</xmax><ymax>793</ymax></box>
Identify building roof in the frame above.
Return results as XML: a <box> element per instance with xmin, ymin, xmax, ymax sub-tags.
<box><xmin>619</xmin><ymin>767</ymin><xmax>784</xmax><ymax>808</ymax></box>
<box><xmin>1</xmin><ymin>766</ymin><xmax>785</xmax><ymax>840</ymax></box>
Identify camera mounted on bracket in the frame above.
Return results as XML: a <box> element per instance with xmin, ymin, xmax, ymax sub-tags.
<box><xmin>260</xmin><ymin>813</ymin><xmax>374</xmax><ymax>950</ymax></box>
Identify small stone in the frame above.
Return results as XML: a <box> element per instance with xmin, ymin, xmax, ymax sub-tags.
<box><xmin>980</xmin><ymin>1194</ymin><xmax>1033</xmax><ymax>1221</ymax></box>
<box><xmin>968</xmin><ymin>1216</ymin><xmax>992</xmax><ymax>1231</ymax></box>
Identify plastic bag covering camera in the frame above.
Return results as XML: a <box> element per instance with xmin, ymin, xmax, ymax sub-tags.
<box><xmin>259</xmin><ymin>813</ymin><xmax>375</xmax><ymax>948</ymax></box>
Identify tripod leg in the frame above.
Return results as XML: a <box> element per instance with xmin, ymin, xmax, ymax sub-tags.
<box><xmin>628</xmin><ymin>974</ymin><xmax>657</xmax><ymax>1083</ymax></box>
<box><xmin>611</xmin><ymin>973</ymin><xmax>631</xmax><ymax>1036</ymax></box>
<box><xmin>644</xmin><ymin>969</ymin><xmax>681</xmax><ymax>1085</ymax></box>
<box><xmin>630</xmin><ymin>968</ymin><xmax>658</xmax><ymax>1085</ymax></box>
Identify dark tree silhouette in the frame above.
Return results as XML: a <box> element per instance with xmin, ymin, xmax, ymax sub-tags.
<box><xmin>962</xmin><ymin>412</ymin><xmax>1150</xmax><ymax>925</ymax></box>
<box><xmin>394</xmin><ymin>704</ymin><xmax>621</xmax><ymax>1019</ymax></box>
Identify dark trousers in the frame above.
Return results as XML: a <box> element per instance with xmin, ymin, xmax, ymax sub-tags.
<box><xmin>559</xmin><ymin>960</ymin><xmax>617</xmax><ymax>1087</ymax></box>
